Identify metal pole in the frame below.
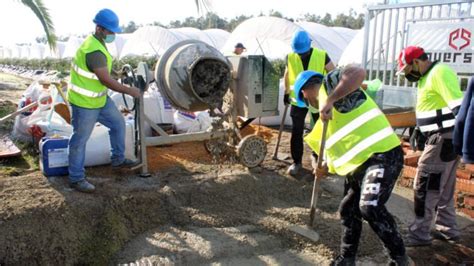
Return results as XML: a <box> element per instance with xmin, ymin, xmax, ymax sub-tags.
<box><xmin>369</xmin><ymin>10</ymin><xmax>379</xmax><ymax>80</ymax></box>
<box><xmin>138</xmin><ymin>92</ymin><xmax>149</xmax><ymax>177</ymax></box>
<box><xmin>382</xmin><ymin>9</ymin><xmax>393</xmax><ymax>85</ymax></box>
<box><xmin>390</xmin><ymin>8</ymin><xmax>400</xmax><ymax>86</ymax></box>
<box><xmin>376</xmin><ymin>10</ymin><xmax>386</xmax><ymax>80</ymax></box>
<box><xmin>362</xmin><ymin>9</ymin><xmax>371</xmax><ymax>70</ymax></box>
<box><xmin>146</xmin><ymin>130</ymin><xmax>229</xmax><ymax>146</ymax></box>
<box><xmin>397</xmin><ymin>8</ymin><xmax>407</xmax><ymax>87</ymax></box>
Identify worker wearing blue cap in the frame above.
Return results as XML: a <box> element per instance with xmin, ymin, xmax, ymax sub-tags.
<box><xmin>296</xmin><ymin>67</ymin><xmax>410</xmax><ymax>265</ymax></box>
<box><xmin>67</xmin><ymin>8</ymin><xmax>141</xmax><ymax>193</ymax></box>
<box><xmin>284</xmin><ymin>30</ymin><xmax>335</xmax><ymax>177</ymax></box>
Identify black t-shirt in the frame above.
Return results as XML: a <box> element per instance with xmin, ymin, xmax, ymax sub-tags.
<box><xmin>285</xmin><ymin>48</ymin><xmax>331</xmax><ymax>70</ymax></box>
<box><xmin>85</xmin><ymin>35</ymin><xmax>108</xmax><ymax>72</ymax></box>
<box><xmin>324</xmin><ymin>68</ymin><xmax>366</xmax><ymax>113</ymax></box>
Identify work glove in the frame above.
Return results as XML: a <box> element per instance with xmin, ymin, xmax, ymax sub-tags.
<box><xmin>283</xmin><ymin>93</ymin><xmax>290</xmax><ymax>106</ymax></box>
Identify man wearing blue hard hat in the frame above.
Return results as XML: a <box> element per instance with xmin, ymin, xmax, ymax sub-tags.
<box><xmin>295</xmin><ymin>67</ymin><xmax>410</xmax><ymax>265</ymax></box>
<box><xmin>67</xmin><ymin>8</ymin><xmax>141</xmax><ymax>193</ymax></box>
<box><xmin>284</xmin><ymin>30</ymin><xmax>335</xmax><ymax>177</ymax></box>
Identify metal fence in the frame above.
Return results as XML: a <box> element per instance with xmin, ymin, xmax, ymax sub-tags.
<box><xmin>361</xmin><ymin>0</ymin><xmax>473</xmax><ymax>108</ymax></box>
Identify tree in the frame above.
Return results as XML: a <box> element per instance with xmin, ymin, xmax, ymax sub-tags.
<box><xmin>122</xmin><ymin>21</ymin><xmax>139</xmax><ymax>33</ymax></box>
<box><xmin>227</xmin><ymin>15</ymin><xmax>252</xmax><ymax>31</ymax></box>
<box><xmin>19</xmin><ymin>0</ymin><xmax>57</xmax><ymax>50</ymax></box>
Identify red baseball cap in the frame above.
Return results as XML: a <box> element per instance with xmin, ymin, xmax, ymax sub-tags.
<box><xmin>396</xmin><ymin>46</ymin><xmax>425</xmax><ymax>75</ymax></box>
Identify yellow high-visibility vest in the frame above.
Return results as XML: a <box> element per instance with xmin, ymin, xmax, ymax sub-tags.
<box><xmin>68</xmin><ymin>35</ymin><xmax>112</xmax><ymax>109</ymax></box>
<box><xmin>287</xmin><ymin>48</ymin><xmax>326</xmax><ymax>107</ymax></box>
<box><xmin>305</xmin><ymin>87</ymin><xmax>400</xmax><ymax>175</ymax></box>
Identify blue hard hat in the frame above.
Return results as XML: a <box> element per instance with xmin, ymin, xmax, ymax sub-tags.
<box><xmin>294</xmin><ymin>70</ymin><xmax>324</xmax><ymax>107</ymax></box>
<box><xmin>93</xmin><ymin>8</ymin><xmax>122</xmax><ymax>33</ymax></box>
<box><xmin>291</xmin><ymin>30</ymin><xmax>311</xmax><ymax>54</ymax></box>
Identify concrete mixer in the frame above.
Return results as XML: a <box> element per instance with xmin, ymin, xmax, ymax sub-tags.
<box><xmin>126</xmin><ymin>40</ymin><xmax>279</xmax><ymax>177</ymax></box>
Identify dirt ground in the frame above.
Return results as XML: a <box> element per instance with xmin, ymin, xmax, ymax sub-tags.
<box><xmin>1</xmin><ymin>73</ymin><xmax>473</xmax><ymax>265</ymax></box>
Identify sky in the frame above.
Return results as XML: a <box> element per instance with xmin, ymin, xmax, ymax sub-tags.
<box><xmin>0</xmin><ymin>0</ymin><xmax>378</xmax><ymax>46</ymax></box>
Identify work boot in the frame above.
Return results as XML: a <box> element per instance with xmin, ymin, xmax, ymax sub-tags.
<box><xmin>432</xmin><ymin>230</ymin><xmax>460</xmax><ymax>243</ymax></box>
<box><xmin>112</xmin><ymin>158</ymin><xmax>139</xmax><ymax>169</ymax></box>
<box><xmin>70</xmin><ymin>179</ymin><xmax>95</xmax><ymax>193</ymax></box>
<box><xmin>330</xmin><ymin>255</ymin><xmax>356</xmax><ymax>266</ymax></box>
<box><xmin>389</xmin><ymin>255</ymin><xmax>414</xmax><ymax>266</ymax></box>
<box><xmin>404</xmin><ymin>235</ymin><xmax>432</xmax><ymax>247</ymax></box>
<box><xmin>287</xmin><ymin>163</ymin><xmax>302</xmax><ymax>177</ymax></box>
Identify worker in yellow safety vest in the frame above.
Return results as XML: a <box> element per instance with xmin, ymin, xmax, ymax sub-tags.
<box><xmin>296</xmin><ymin>67</ymin><xmax>411</xmax><ymax>266</ymax></box>
<box><xmin>397</xmin><ymin>46</ymin><xmax>463</xmax><ymax>247</ymax></box>
<box><xmin>67</xmin><ymin>8</ymin><xmax>141</xmax><ymax>193</ymax></box>
<box><xmin>283</xmin><ymin>30</ymin><xmax>335</xmax><ymax>177</ymax></box>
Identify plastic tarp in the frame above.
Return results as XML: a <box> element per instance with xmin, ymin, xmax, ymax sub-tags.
<box><xmin>222</xmin><ymin>17</ymin><xmax>357</xmax><ymax>63</ymax></box>
<box><xmin>106</xmin><ymin>33</ymin><xmax>131</xmax><ymax>59</ymax></box>
<box><xmin>42</xmin><ymin>41</ymin><xmax>66</xmax><ymax>59</ymax></box>
<box><xmin>119</xmin><ymin>26</ymin><xmax>230</xmax><ymax>58</ymax></box>
<box><xmin>332</xmin><ymin>27</ymin><xmax>359</xmax><ymax>43</ymax></box>
<box><xmin>120</xmin><ymin>26</ymin><xmax>188</xmax><ymax>58</ymax></box>
<box><xmin>29</xmin><ymin>43</ymin><xmax>46</xmax><ymax>59</ymax></box>
<box><xmin>222</xmin><ymin>17</ymin><xmax>302</xmax><ymax>59</ymax></box>
<box><xmin>297</xmin><ymin>21</ymin><xmax>352</xmax><ymax>63</ymax></box>
<box><xmin>61</xmin><ymin>36</ymin><xmax>84</xmax><ymax>59</ymax></box>
<box><xmin>203</xmin><ymin>29</ymin><xmax>230</xmax><ymax>50</ymax></box>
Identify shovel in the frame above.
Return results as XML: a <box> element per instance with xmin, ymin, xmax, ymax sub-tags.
<box><xmin>289</xmin><ymin>120</ymin><xmax>328</xmax><ymax>242</ymax></box>
<box><xmin>272</xmin><ymin>104</ymin><xmax>289</xmax><ymax>160</ymax></box>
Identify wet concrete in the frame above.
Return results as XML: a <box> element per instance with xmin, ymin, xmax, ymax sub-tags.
<box><xmin>191</xmin><ymin>59</ymin><xmax>230</xmax><ymax>109</ymax></box>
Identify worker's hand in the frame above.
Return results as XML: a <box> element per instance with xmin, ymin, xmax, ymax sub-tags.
<box><xmin>127</xmin><ymin>87</ymin><xmax>141</xmax><ymax>98</ymax></box>
<box><xmin>319</xmin><ymin>99</ymin><xmax>334</xmax><ymax>121</ymax></box>
<box><xmin>314</xmin><ymin>162</ymin><xmax>329</xmax><ymax>178</ymax></box>
<box><xmin>283</xmin><ymin>93</ymin><xmax>290</xmax><ymax>106</ymax></box>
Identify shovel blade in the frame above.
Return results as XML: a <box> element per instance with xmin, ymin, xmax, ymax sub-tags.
<box><xmin>288</xmin><ymin>224</ymin><xmax>320</xmax><ymax>242</ymax></box>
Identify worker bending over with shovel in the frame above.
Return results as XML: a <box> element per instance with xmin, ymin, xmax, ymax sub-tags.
<box><xmin>294</xmin><ymin>67</ymin><xmax>410</xmax><ymax>265</ymax></box>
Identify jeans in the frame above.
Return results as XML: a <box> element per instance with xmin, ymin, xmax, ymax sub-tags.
<box><xmin>339</xmin><ymin>146</ymin><xmax>406</xmax><ymax>259</ymax></box>
<box><xmin>290</xmin><ymin>105</ymin><xmax>319</xmax><ymax>164</ymax></box>
<box><xmin>68</xmin><ymin>97</ymin><xmax>125</xmax><ymax>183</ymax></box>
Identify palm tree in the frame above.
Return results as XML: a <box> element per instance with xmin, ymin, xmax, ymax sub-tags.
<box><xmin>195</xmin><ymin>0</ymin><xmax>212</xmax><ymax>15</ymax></box>
<box><xmin>20</xmin><ymin>0</ymin><xmax>57</xmax><ymax>50</ymax></box>
<box><xmin>19</xmin><ymin>0</ymin><xmax>210</xmax><ymax>51</ymax></box>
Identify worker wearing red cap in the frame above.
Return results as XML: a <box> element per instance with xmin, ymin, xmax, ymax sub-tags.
<box><xmin>67</xmin><ymin>8</ymin><xmax>141</xmax><ymax>193</ymax></box>
<box><xmin>397</xmin><ymin>46</ymin><xmax>463</xmax><ymax>246</ymax></box>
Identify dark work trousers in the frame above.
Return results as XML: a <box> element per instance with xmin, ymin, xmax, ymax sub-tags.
<box><xmin>290</xmin><ymin>105</ymin><xmax>320</xmax><ymax>164</ymax></box>
<box><xmin>339</xmin><ymin>146</ymin><xmax>406</xmax><ymax>259</ymax></box>
<box><xmin>409</xmin><ymin>132</ymin><xmax>459</xmax><ymax>241</ymax></box>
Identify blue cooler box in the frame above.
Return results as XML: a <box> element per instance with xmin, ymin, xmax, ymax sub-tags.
<box><xmin>39</xmin><ymin>137</ymin><xmax>69</xmax><ymax>176</ymax></box>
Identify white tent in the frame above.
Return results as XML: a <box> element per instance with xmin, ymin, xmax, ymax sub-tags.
<box><xmin>62</xmin><ymin>36</ymin><xmax>84</xmax><ymax>58</ymax></box>
<box><xmin>222</xmin><ymin>17</ymin><xmax>301</xmax><ymax>59</ymax></box>
<box><xmin>222</xmin><ymin>17</ymin><xmax>356</xmax><ymax>63</ymax></box>
<box><xmin>297</xmin><ymin>21</ymin><xmax>352</xmax><ymax>63</ymax></box>
<box><xmin>20</xmin><ymin>45</ymin><xmax>31</xmax><ymax>59</ymax></box>
<box><xmin>29</xmin><ymin>43</ymin><xmax>46</xmax><ymax>59</ymax></box>
<box><xmin>11</xmin><ymin>45</ymin><xmax>21</xmax><ymax>58</ymax></box>
<box><xmin>106</xmin><ymin>33</ymin><xmax>131</xmax><ymax>59</ymax></box>
<box><xmin>332</xmin><ymin>27</ymin><xmax>359</xmax><ymax>43</ymax></box>
<box><xmin>42</xmin><ymin>41</ymin><xmax>66</xmax><ymax>59</ymax></box>
<box><xmin>169</xmin><ymin>27</ymin><xmax>230</xmax><ymax>50</ymax></box>
<box><xmin>203</xmin><ymin>29</ymin><xmax>230</xmax><ymax>50</ymax></box>
<box><xmin>120</xmin><ymin>26</ymin><xmax>189</xmax><ymax>58</ymax></box>
<box><xmin>3</xmin><ymin>47</ymin><xmax>12</xmax><ymax>58</ymax></box>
